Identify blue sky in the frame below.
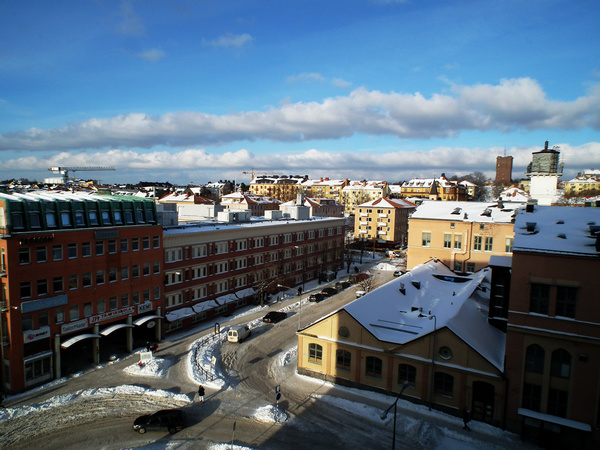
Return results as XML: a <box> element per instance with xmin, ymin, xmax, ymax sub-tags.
<box><xmin>1</xmin><ymin>0</ymin><xmax>599</xmax><ymax>185</ymax></box>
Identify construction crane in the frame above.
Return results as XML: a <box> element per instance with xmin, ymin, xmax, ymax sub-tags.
<box><xmin>48</xmin><ymin>166</ymin><xmax>116</xmax><ymax>185</ymax></box>
<box><xmin>242</xmin><ymin>169</ymin><xmax>283</xmax><ymax>180</ymax></box>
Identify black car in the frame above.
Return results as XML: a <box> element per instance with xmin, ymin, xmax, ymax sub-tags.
<box><xmin>262</xmin><ymin>311</ymin><xmax>288</xmax><ymax>323</ymax></box>
<box><xmin>133</xmin><ymin>409</ymin><xmax>186</xmax><ymax>434</ymax></box>
<box><xmin>309</xmin><ymin>293</ymin><xmax>325</xmax><ymax>302</ymax></box>
<box><xmin>334</xmin><ymin>281</ymin><xmax>351</xmax><ymax>291</ymax></box>
<box><xmin>321</xmin><ymin>287</ymin><xmax>337</xmax><ymax>296</ymax></box>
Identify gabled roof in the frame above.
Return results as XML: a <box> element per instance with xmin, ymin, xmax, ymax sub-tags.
<box><xmin>339</xmin><ymin>260</ymin><xmax>505</xmax><ymax>371</ymax></box>
<box><xmin>410</xmin><ymin>200</ymin><xmax>519</xmax><ymax>223</ymax></box>
<box><xmin>358</xmin><ymin>197</ymin><xmax>417</xmax><ymax>209</ymax></box>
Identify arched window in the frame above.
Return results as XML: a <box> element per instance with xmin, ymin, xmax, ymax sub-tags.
<box><xmin>398</xmin><ymin>363</ymin><xmax>417</xmax><ymax>386</ymax></box>
<box><xmin>525</xmin><ymin>344</ymin><xmax>545</xmax><ymax>374</ymax></box>
<box><xmin>551</xmin><ymin>349</ymin><xmax>571</xmax><ymax>379</ymax></box>
<box><xmin>365</xmin><ymin>356</ymin><xmax>383</xmax><ymax>379</ymax></box>
<box><xmin>336</xmin><ymin>350</ymin><xmax>351</xmax><ymax>371</ymax></box>
<box><xmin>308</xmin><ymin>343</ymin><xmax>323</xmax><ymax>364</ymax></box>
<box><xmin>434</xmin><ymin>372</ymin><xmax>454</xmax><ymax>397</ymax></box>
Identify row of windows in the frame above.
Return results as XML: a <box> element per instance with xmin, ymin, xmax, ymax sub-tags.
<box><xmin>18</xmin><ymin>236</ymin><xmax>160</xmax><ymax>265</ymax></box>
<box><xmin>21</xmin><ymin>287</ymin><xmax>161</xmax><ymax>331</ymax></box>
<box><xmin>308</xmin><ymin>345</ymin><xmax>455</xmax><ymax>396</ymax></box>
<box><xmin>165</xmin><ymin>229</ymin><xmax>341</xmax><ymax>262</ymax></box>
<box><xmin>530</xmin><ymin>283</ymin><xmax>578</xmax><ymax>318</ymax></box>
<box><xmin>525</xmin><ymin>345</ymin><xmax>572</xmax><ymax>378</ymax></box>
<box><xmin>422</xmin><ymin>232</ymin><xmax>513</xmax><ymax>253</ymax></box>
<box><xmin>19</xmin><ymin>262</ymin><xmax>161</xmax><ymax>298</ymax></box>
<box><xmin>522</xmin><ymin>383</ymin><xmax>568</xmax><ymax>418</ymax></box>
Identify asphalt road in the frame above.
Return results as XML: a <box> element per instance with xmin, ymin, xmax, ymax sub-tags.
<box><xmin>1</xmin><ymin>265</ymin><xmax>401</xmax><ymax>449</ymax></box>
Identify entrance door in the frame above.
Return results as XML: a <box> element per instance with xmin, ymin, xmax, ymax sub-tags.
<box><xmin>471</xmin><ymin>381</ymin><xmax>494</xmax><ymax>423</ymax></box>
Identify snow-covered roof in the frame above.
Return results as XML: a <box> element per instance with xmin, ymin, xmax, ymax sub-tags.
<box><xmin>357</xmin><ymin>197</ymin><xmax>417</xmax><ymax>209</ymax></box>
<box><xmin>410</xmin><ymin>201</ymin><xmax>519</xmax><ymax>223</ymax></box>
<box><xmin>499</xmin><ymin>187</ymin><xmax>530</xmax><ymax>203</ymax></box>
<box><xmin>513</xmin><ymin>205</ymin><xmax>600</xmax><ymax>257</ymax></box>
<box><xmin>341</xmin><ymin>260</ymin><xmax>505</xmax><ymax>371</ymax></box>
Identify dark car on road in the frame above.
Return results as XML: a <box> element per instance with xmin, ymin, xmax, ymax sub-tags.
<box><xmin>262</xmin><ymin>311</ymin><xmax>288</xmax><ymax>323</ymax></box>
<box><xmin>335</xmin><ymin>281</ymin><xmax>351</xmax><ymax>291</ymax></box>
<box><xmin>133</xmin><ymin>409</ymin><xmax>186</xmax><ymax>434</ymax></box>
<box><xmin>321</xmin><ymin>287</ymin><xmax>337</xmax><ymax>297</ymax></box>
<box><xmin>309</xmin><ymin>293</ymin><xmax>325</xmax><ymax>302</ymax></box>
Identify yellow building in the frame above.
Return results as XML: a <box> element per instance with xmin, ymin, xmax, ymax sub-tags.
<box><xmin>354</xmin><ymin>197</ymin><xmax>416</xmax><ymax>247</ymax></box>
<box><xmin>564</xmin><ymin>175</ymin><xmax>600</xmax><ymax>196</ymax></box>
<box><xmin>341</xmin><ymin>180</ymin><xmax>389</xmax><ymax>214</ymax></box>
<box><xmin>297</xmin><ymin>260</ymin><xmax>507</xmax><ymax>425</ymax></box>
<box><xmin>249</xmin><ymin>175</ymin><xmax>305</xmax><ymax>202</ymax></box>
<box><xmin>301</xmin><ymin>178</ymin><xmax>348</xmax><ymax>203</ymax></box>
<box><xmin>406</xmin><ymin>201</ymin><xmax>519</xmax><ymax>272</ymax></box>
<box><xmin>401</xmin><ymin>175</ymin><xmax>467</xmax><ymax>201</ymax></box>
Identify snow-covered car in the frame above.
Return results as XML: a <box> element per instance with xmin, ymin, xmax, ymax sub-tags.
<box><xmin>132</xmin><ymin>409</ymin><xmax>186</xmax><ymax>434</ymax></box>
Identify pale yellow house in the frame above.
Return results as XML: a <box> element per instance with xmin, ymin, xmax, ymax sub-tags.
<box><xmin>354</xmin><ymin>197</ymin><xmax>416</xmax><ymax>247</ymax></box>
<box><xmin>301</xmin><ymin>178</ymin><xmax>348</xmax><ymax>203</ymax></box>
<box><xmin>406</xmin><ymin>201</ymin><xmax>519</xmax><ymax>272</ymax></box>
<box><xmin>297</xmin><ymin>260</ymin><xmax>507</xmax><ymax>425</ymax></box>
<box><xmin>341</xmin><ymin>180</ymin><xmax>389</xmax><ymax>214</ymax></box>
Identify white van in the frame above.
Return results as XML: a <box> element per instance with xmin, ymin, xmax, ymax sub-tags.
<box><xmin>227</xmin><ymin>325</ymin><xmax>251</xmax><ymax>343</ymax></box>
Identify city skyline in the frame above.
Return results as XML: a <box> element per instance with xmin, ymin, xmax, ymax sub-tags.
<box><xmin>1</xmin><ymin>1</ymin><xmax>599</xmax><ymax>185</ymax></box>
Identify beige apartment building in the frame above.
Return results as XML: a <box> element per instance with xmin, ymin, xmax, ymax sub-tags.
<box><xmin>341</xmin><ymin>181</ymin><xmax>389</xmax><ymax>215</ymax></box>
<box><xmin>300</xmin><ymin>178</ymin><xmax>348</xmax><ymax>204</ymax></box>
<box><xmin>406</xmin><ymin>201</ymin><xmax>519</xmax><ymax>272</ymax></box>
<box><xmin>354</xmin><ymin>197</ymin><xmax>416</xmax><ymax>247</ymax></box>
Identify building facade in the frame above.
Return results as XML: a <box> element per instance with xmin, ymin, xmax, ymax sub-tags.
<box><xmin>0</xmin><ymin>191</ymin><xmax>163</xmax><ymax>394</ymax></box>
<box><xmin>401</xmin><ymin>175</ymin><xmax>467</xmax><ymax>201</ymax></box>
<box><xmin>406</xmin><ymin>201</ymin><xmax>518</xmax><ymax>272</ymax></box>
<box><xmin>249</xmin><ymin>176</ymin><xmax>306</xmax><ymax>202</ymax></box>
<box><xmin>162</xmin><ymin>216</ymin><xmax>345</xmax><ymax>333</ymax></box>
<box><xmin>496</xmin><ymin>155</ymin><xmax>514</xmax><ymax>185</ymax></box>
<box><xmin>340</xmin><ymin>181</ymin><xmax>389</xmax><ymax>215</ymax></box>
<box><xmin>504</xmin><ymin>205</ymin><xmax>600</xmax><ymax>448</ymax></box>
<box><xmin>354</xmin><ymin>197</ymin><xmax>416</xmax><ymax>247</ymax></box>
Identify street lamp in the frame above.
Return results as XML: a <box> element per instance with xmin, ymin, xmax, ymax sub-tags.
<box><xmin>277</xmin><ymin>284</ymin><xmax>302</xmax><ymax>331</ymax></box>
<box><xmin>380</xmin><ymin>381</ymin><xmax>410</xmax><ymax>450</ymax></box>
<box><xmin>419</xmin><ymin>313</ymin><xmax>437</xmax><ymax>410</ymax></box>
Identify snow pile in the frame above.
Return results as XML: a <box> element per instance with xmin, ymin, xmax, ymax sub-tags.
<box><xmin>253</xmin><ymin>404</ymin><xmax>290</xmax><ymax>424</ymax></box>
<box><xmin>123</xmin><ymin>355</ymin><xmax>171</xmax><ymax>377</ymax></box>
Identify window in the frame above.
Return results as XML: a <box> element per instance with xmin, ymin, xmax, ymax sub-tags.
<box><xmin>55</xmin><ymin>308</ymin><xmax>65</xmax><ymax>324</ymax></box>
<box><xmin>108</xmin><ymin>240</ymin><xmax>117</xmax><ymax>254</ymax></box>
<box><xmin>95</xmin><ymin>241</ymin><xmax>104</xmax><ymax>256</ymax></box>
<box><xmin>154</xmin><ymin>286</ymin><xmax>160</xmax><ymax>300</ymax></box>
<box><xmin>153</xmin><ymin>261</ymin><xmax>160</xmax><ymax>274</ymax></box>
<box><xmin>53</xmin><ymin>276</ymin><xmax>64</xmax><ymax>293</ymax></box>
<box><xmin>548</xmin><ymin>389</ymin><xmax>568</xmax><ymax>418</ymax></box>
<box><xmin>166</xmin><ymin>248</ymin><xmax>182</xmax><ymax>262</ymax></box>
<box><xmin>24</xmin><ymin>356</ymin><xmax>52</xmax><ymax>383</ymax></box>
<box><xmin>422</xmin><ymin>232</ymin><xmax>431</xmax><ymax>247</ymax></box>
<box><xmin>466</xmin><ymin>262</ymin><xmax>475</xmax><ymax>273</ymax></box>
<box><xmin>153</xmin><ymin>236</ymin><xmax>160</xmax><ymax>248</ymax></box>
<box><xmin>109</xmin><ymin>267</ymin><xmax>117</xmax><ymax>282</ymax></box>
<box><xmin>236</xmin><ymin>239</ymin><xmax>247</xmax><ymax>251</ymax></box>
<box><xmin>193</xmin><ymin>265</ymin><xmax>207</xmax><ymax>279</ymax></box>
<box><xmin>166</xmin><ymin>293</ymin><xmax>183</xmax><ymax>308</ymax></box>
<box><xmin>132</xmin><ymin>265</ymin><xmax>139</xmax><ymax>278</ymax></box>
<box><xmin>254</xmin><ymin>237</ymin><xmax>264</xmax><ymax>248</ymax></box>
<box><xmin>121</xmin><ymin>294</ymin><xmax>129</xmax><ymax>307</ymax></box>
<box><xmin>37</xmin><ymin>279</ymin><xmax>48</xmax><ymax>296</ymax></box>
<box><xmin>308</xmin><ymin>343</ymin><xmax>323</xmax><ymax>364</ymax></box>
<box><xmin>530</xmin><ymin>283</ymin><xmax>550</xmax><ymax>314</ymax></box>
<box><xmin>102</xmin><ymin>210</ymin><xmax>111</xmax><ymax>225</ymax></box>
<box><xmin>120</xmin><ymin>239</ymin><xmax>128</xmax><ymax>253</ymax></box>
<box><xmin>434</xmin><ymin>372</ymin><xmax>454</xmax><ymax>397</ymax></box>
<box><xmin>20</xmin><ymin>281</ymin><xmax>31</xmax><ymax>298</ymax></box>
<box><xmin>505</xmin><ymin>237</ymin><xmax>514</xmax><ymax>253</ymax></box>
<box><xmin>97</xmin><ymin>298</ymin><xmax>106</xmax><ymax>313</ymax></box>
<box><xmin>21</xmin><ymin>315</ymin><xmax>33</xmax><ymax>331</ymax></box>
<box><xmin>551</xmin><ymin>349</ymin><xmax>571</xmax><ymax>379</ymax></box>
<box><xmin>82</xmin><ymin>242</ymin><xmax>92</xmax><ymax>257</ymax></box>
<box><xmin>68</xmin><ymin>274</ymin><xmax>78</xmax><ymax>290</ymax></box>
<box><xmin>19</xmin><ymin>247</ymin><xmax>30</xmax><ymax>264</ymax></box>
<box><xmin>38</xmin><ymin>311</ymin><xmax>49</xmax><ymax>327</ymax></box>
<box><xmin>525</xmin><ymin>344</ymin><xmax>545</xmax><ymax>374</ymax></box>
<box><xmin>96</xmin><ymin>270</ymin><xmax>105</xmax><ymax>285</ymax></box>
<box><xmin>69</xmin><ymin>305</ymin><xmax>79</xmax><ymax>321</ymax></box>
<box><xmin>484</xmin><ymin>237</ymin><xmax>493</xmax><ymax>252</ymax></box>
<box><xmin>556</xmin><ymin>286</ymin><xmax>577</xmax><ymax>318</ymax></box>
<box><xmin>215</xmin><ymin>262</ymin><xmax>228</xmax><ymax>274</ymax></box>
<box><xmin>52</xmin><ymin>244</ymin><xmax>63</xmax><ymax>261</ymax></box>
<box><xmin>453</xmin><ymin>234</ymin><xmax>462</xmax><ymax>250</ymax></box>
<box><xmin>336</xmin><ymin>350</ymin><xmax>351</xmax><ymax>371</ymax></box>
<box><xmin>522</xmin><ymin>383</ymin><xmax>542</xmax><ymax>412</ymax></box>
<box><xmin>474</xmin><ymin>235</ymin><xmax>482</xmax><ymax>251</ymax></box>
<box><xmin>132</xmin><ymin>238</ymin><xmax>139</xmax><ymax>251</ymax></box>
<box><xmin>142</xmin><ymin>262</ymin><xmax>150</xmax><ymax>276</ymax></box>
<box><xmin>215</xmin><ymin>242</ymin><xmax>228</xmax><ymax>254</ymax></box>
<box><xmin>75</xmin><ymin>211</ymin><xmax>85</xmax><ymax>226</ymax></box>
<box><xmin>88</xmin><ymin>210</ymin><xmax>99</xmax><ymax>226</ymax></box>
<box><xmin>398</xmin><ymin>364</ymin><xmax>417</xmax><ymax>387</ymax></box>
<box><xmin>109</xmin><ymin>296</ymin><xmax>118</xmax><ymax>311</ymax></box>
<box><xmin>84</xmin><ymin>302</ymin><xmax>93</xmax><ymax>317</ymax></box>
<box><xmin>365</xmin><ymin>356</ymin><xmax>383</xmax><ymax>379</ymax></box>
<box><xmin>47</xmin><ymin>212</ymin><xmax>58</xmax><ymax>227</ymax></box>
<box><xmin>443</xmin><ymin>233</ymin><xmax>452</xmax><ymax>249</ymax></box>
<box><xmin>68</xmin><ymin>243</ymin><xmax>77</xmax><ymax>259</ymax></box>
<box><xmin>142</xmin><ymin>237</ymin><xmax>150</xmax><ymax>250</ymax></box>
<box><xmin>192</xmin><ymin>245</ymin><xmax>207</xmax><ymax>258</ymax></box>
<box><xmin>269</xmin><ymin>236</ymin><xmax>279</xmax><ymax>246</ymax></box>
<box><xmin>121</xmin><ymin>266</ymin><xmax>129</xmax><ymax>280</ymax></box>
<box><xmin>36</xmin><ymin>246</ymin><xmax>47</xmax><ymax>263</ymax></box>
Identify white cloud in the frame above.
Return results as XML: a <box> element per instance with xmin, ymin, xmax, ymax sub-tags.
<box><xmin>136</xmin><ymin>48</ymin><xmax>166</xmax><ymax>62</ymax></box>
<box><xmin>0</xmin><ymin>78</ymin><xmax>599</xmax><ymax>151</ymax></box>
<box><xmin>203</xmin><ymin>33</ymin><xmax>253</xmax><ymax>48</ymax></box>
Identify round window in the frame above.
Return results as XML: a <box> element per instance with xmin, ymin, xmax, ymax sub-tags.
<box><xmin>439</xmin><ymin>346</ymin><xmax>453</xmax><ymax>360</ymax></box>
<box><xmin>338</xmin><ymin>326</ymin><xmax>350</xmax><ymax>338</ymax></box>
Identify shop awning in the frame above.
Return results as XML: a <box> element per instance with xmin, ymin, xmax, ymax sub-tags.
<box><xmin>518</xmin><ymin>408</ymin><xmax>592</xmax><ymax>432</ymax></box>
<box><xmin>165</xmin><ymin>307</ymin><xmax>195</xmax><ymax>323</ymax></box>
<box><xmin>100</xmin><ymin>323</ymin><xmax>135</xmax><ymax>336</ymax></box>
<box><xmin>60</xmin><ymin>333</ymin><xmax>102</xmax><ymax>349</ymax></box>
<box><xmin>133</xmin><ymin>315</ymin><xmax>163</xmax><ymax>326</ymax></box>
<box><xmin>192</xmin><ymin>300</ymin><xmax>219</xmax><ymax>313</ymax></box>
<box><xmin>216</xmin><ymin>287</ymin><xmax>257</xmax><ymax>306</ymax></box>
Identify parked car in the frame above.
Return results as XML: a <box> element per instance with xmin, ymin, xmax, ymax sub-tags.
<box><xmin>262</xmin><ymin>311</ymin><xmax>288</xmax><ymax>323</ymax></box>
<box><xmin>334</xmin><ymin>281</ymin><xmax>351</xmax><ymax>291</ymax></box>
<box><xmin>321</xmin><ymin>287</ymin><xmax>338</xmax><ymax>297</ymax></box>
<box><xmin>309</xmin><ymin>293</ymin><xmax>325</xmax><ymax>302</ymax></box>
<box><xmin>132</xmin><ymin>409</ymin><xmax>186</xmax><ymax>434</ymax></box>
<box><xmin>227</xmin><ymin>325</ymin><xmax>251</xmax><ymax>343</ymax></box>
<box><xmin>393</xmin><ymin>269</ymin><xmax>406</xmax><ymax>277</ymax></box>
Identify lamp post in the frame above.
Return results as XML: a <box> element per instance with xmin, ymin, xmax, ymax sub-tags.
<box><xmin>380</xmin><ymin>381</ymin><xmax>410</xmax><ymax>450</ymax></box>
<box><xmin>419</xmin><ymin>313</ymin><xmax>437</xmax><ymax>410</ymax></box>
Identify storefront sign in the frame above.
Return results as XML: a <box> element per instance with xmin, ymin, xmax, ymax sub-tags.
<box><xmin>90</xmin><ymin>306</ymin><xmax>135</xmax><ymax>324</ymax></box>
<box><xmin>23</xmin><ymin>326</ymin><xmax>51</xmax><ymax>343</ymax></box>
<box><xmin>138</xmin><ymin>302</ymin><xmax>153</xmax><ymax>314</ymax></box>
<box><xmin>61</xmin><ymin>319</ymin><xmax>89</xmax><ymax>335</ymax></box>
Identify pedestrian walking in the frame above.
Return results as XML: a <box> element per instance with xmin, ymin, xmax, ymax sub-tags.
<box><xmin>198</xmin><ymin>385</ymin><xmax>205</xmax><ymax>402</ymax></box>
<box><xmin>462</xmin><ymin>408</ymin><xmax>471</xmax><ymax>431</ymax></box>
